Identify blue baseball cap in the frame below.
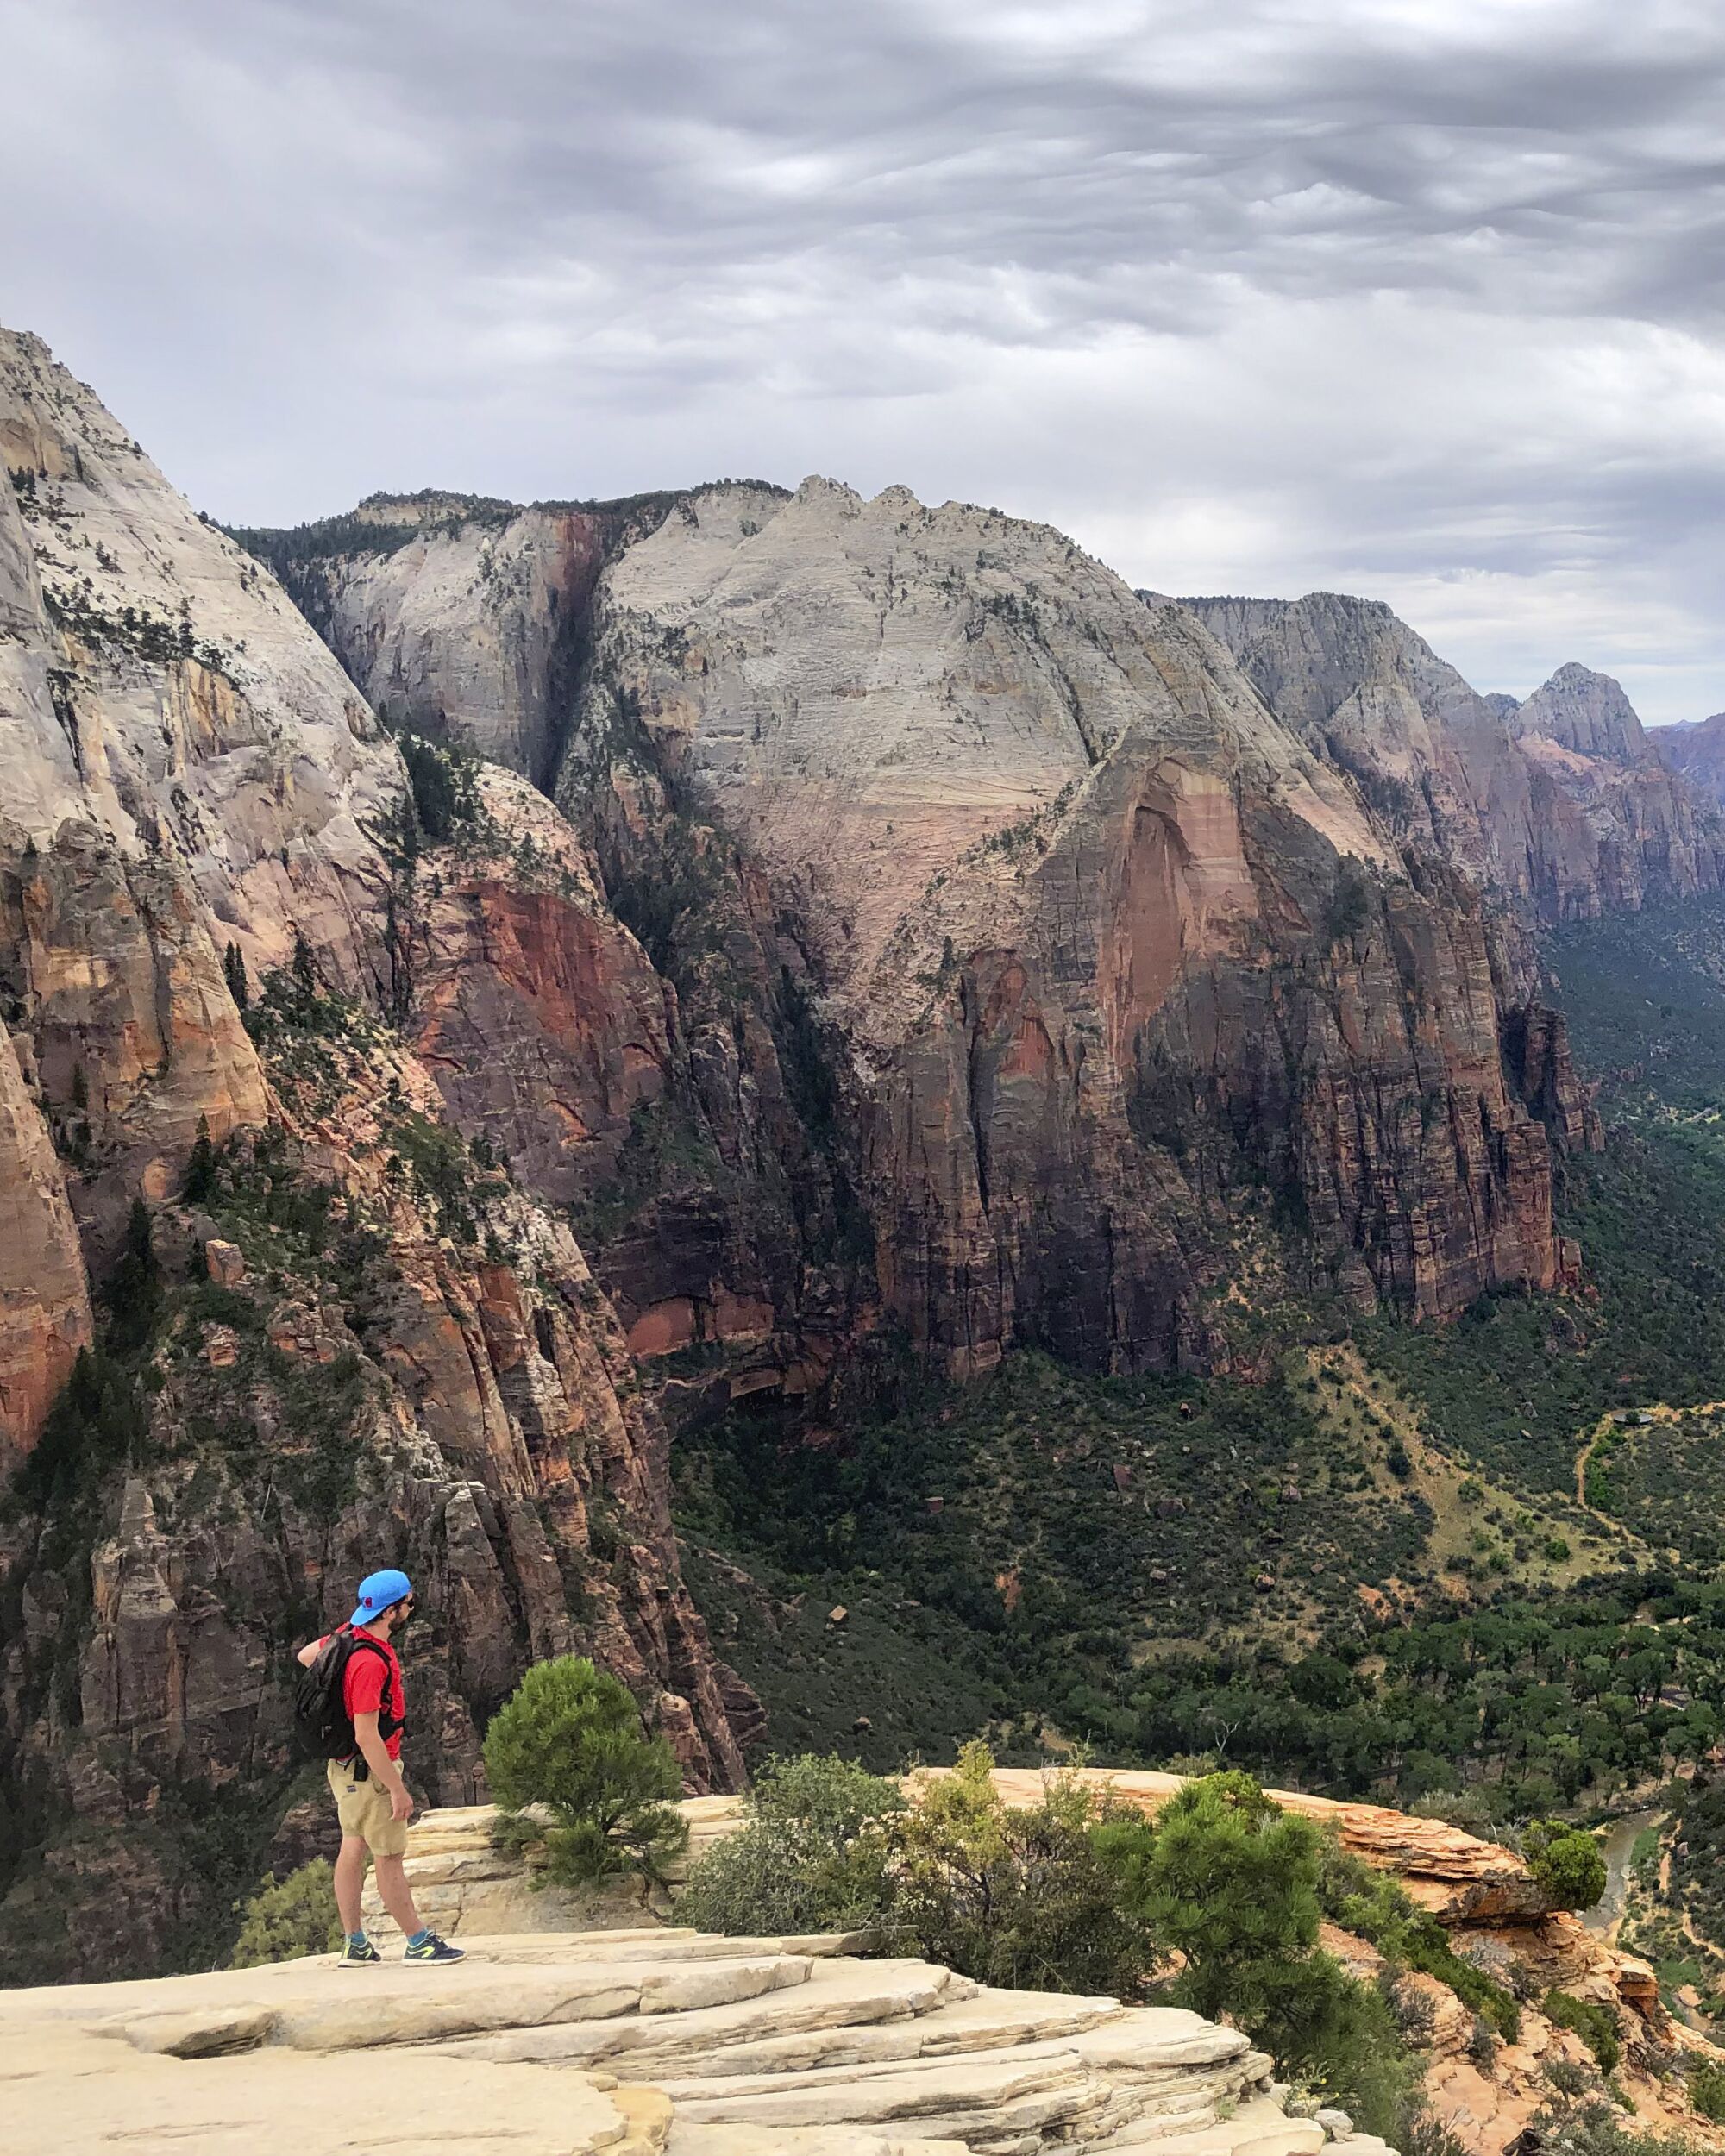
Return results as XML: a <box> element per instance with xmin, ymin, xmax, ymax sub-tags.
<box><xmin>348</xmin><ymin>1568</ymin><xmax>413</xmax><ymax>1628</ymax></box>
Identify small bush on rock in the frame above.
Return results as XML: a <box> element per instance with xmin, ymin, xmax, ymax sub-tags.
<box><xmin>1319</xmin><ymin>1839</ymin><xmax>1521</xmax><ymax>2040</ymax></box>
<box><xmin>889</xmin><ymin>1740</ymin><xmax>1157</xmax><ymax>1997</ymax></box>
<box><xmin>677</xmin><ymin>1752</ymin><xmax>903</xmax><ymax>1936</ymax></box>
<box><xmin>483</xmin><ymin>1656</ymin><xmax>687</xmax><ymax>1888</ymax></box>
<box><xmin>229</xmin><ymin>1860</ymin><xmax>342</xmax><ymax>1966</ymax></box>
<box><xmin>1689</xmin><ymin>2060</ymin><xmax>1725</xmax><ymax>2123</ymax></box>
<box><xmin>1523</xmin><ymin>1820</ymin><xmax>1608</xmax><ymax>1911</ymax></box>
<box><xmin>1546</xmin><ymin>1989</ymin><xmax>1622</xmax><ymax>2074</ymax></box>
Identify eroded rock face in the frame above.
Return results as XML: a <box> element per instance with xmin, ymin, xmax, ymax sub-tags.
<box><xmin>0</xmin><ymin>329</ymin><xmax>760</xmax><ymax>1982</ymax></box>
<box><xmin>1</xmin><ymin>1025</ymin><xmax>754</xmax><ymax>1982</ymax></box>
<box><xmin>246</xmin><ymin>476</ymin><xmax>1622</xmax><ymax>1374</ymax></box>
<box><xmin>1512</xmin><ymin>662</ymin><xmax>1657</xmax><ymax>766</ymax></box>
<box><xmin>1654</xmin><ymin>710</ymin><xmax>1725</xmax><ymax>810</ymax></box>
<box><xmin>260</xmin><ymin>496</ymin><xmax>606</xmax><ymax>787</ymax></box>
<box><xmin>1185</xmin><ymin>594</ymin><xmax>1725</xmax><ymax>924</ymax></box>
<box><xmin>406</xmin><ymin>767</ymin><xmax>673</xmax><ymax>1198</ymax></box>
<box><xmin>563</xmin><ymin>487</ymin><xmax>1590</xmax><ymax>1369</ymax></box>
<box><xmin>0</xmin><ymin>1018</ymin><xmax>91</xmax><ymax>1466</ymax></box>
<box><xmin>0</xmin><ymin>330</ymin><xmax>399</xmax><ymax>982</ymax></box>
<box><xmin>0</xmin><ymin>327</ymin><xmax>395</xmax><ymax>1242</ymax></box>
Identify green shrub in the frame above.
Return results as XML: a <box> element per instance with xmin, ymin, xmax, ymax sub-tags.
<box><xmin>1523</xmin><ymin>1821</ymin><xmax>1608</xmax><ymax>1911</ymax></box>
<box><xmin>1690</xmin><ymin>2061</ymin><xmax>1725</xmax><ymax>2123</ymax></box>
<box><xmin>676</xmin><ymin>1752</ymin><xmax>902</xmax><ymax>1935</ymax></box>
<box><xmin>1531</xmin><ymin>2083</ymin><xmax>1706</xmax><ymax>2156</ymax></box>
<box><xmin>1103</xmin><ymin>1773</ymin><xmax>1419</xmax><ymax>2132</ymax></box>
<box><xmin>888</xmin><ymin>1740</ymin><xmax>1156</xmax><ymax>1997</ymax></box>
<box><xmin>1104</xmin><ymin>1771</ymin><xmax>1321</xmax><ymax>2021</ymax></box>
<box><xmin>1545</xmin><ymin>1990</ymin><xmax>1622</xmax><ymax>2074</ymax></box>
<box><xmin>483</xmin><ymin>1657</ymin><xmax>687</xmax><ymax>1888</ymax></box>
<box><xmin>1319</xmin><ymin>1838</ymin><xmax>1521</xmax><ymax>2041</ymax></box>
<box><xmin>229</xmin><ymin>1860</ymin><xmax>342</xmax><ymax>1966</ymax></box>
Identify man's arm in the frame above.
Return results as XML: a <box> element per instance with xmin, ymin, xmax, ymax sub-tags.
<box><xmin>295</xmin><ymin>1637</ymin><xmax>325</xmax><ymax>1670</ymax></box>
<box><xmin>354</xmin><ymin>1710</ymin><xmax>414</xmax><ymax>1821</ymax></box>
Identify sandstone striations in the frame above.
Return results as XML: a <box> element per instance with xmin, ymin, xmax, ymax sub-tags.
<box><xmin>354</xmin><ymin>1788</ymin><xmax>1725</xmax><ymax>2156</ymax></box>
<box><xmin>0</xmin><ymin>1923</ymin><xmax>1377</xmax><ymax>2156</ymax></box>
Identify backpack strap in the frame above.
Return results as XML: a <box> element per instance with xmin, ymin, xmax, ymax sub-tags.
<box><xmin>345</xmin><ymin>1633</ymin><xmax>403</xmax><ymax>1741</ymax></box>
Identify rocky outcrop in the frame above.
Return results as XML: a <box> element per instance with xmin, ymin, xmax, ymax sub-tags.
<box><xmin>0</xmin><ymin>329</ymin><xmax>760</xmax><ymax>1984</ymax></box>
<box><xmin>1184</xmin><ymin>596</ymin><xmax>1725</xmax><ymax>923</ymax></box>
<box><xmin>360</xmin><ymin>1790</ymin><xmax>1724</xmax><ymax>2156</ymax></box>
<box><xmin>1654</xmin><ymin>711</ymin><xmax>1725</xmax><ymax>810</ymax></box>
<box><xmin>0</xmin><ymin>327</ymin><xmax>394</xmax><ymax>1242</ymax></box>
<box><xmin>564</xmin><ymin>487</ymin><xmax>1589</xmax><ymax>1369</ymax></box>
<box><xmin>1510</xmin><ymin>663</ymin><xmax>1656</xmax><ymax>766</ymax></box>
<box><xmin>1</xmin><ymin>1926</ymin><xmax>1377</xmax><ymax>2156</ymax></box>
<box><xmin>0</xmin><ymin>1017</ymin><xmax>91</xmax><ymax>1466</ymax></box>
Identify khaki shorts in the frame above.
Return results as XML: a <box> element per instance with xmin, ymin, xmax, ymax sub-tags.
<box><xmin>326</xmin><ymin>1757</ymin><xmax>410</xmax><ymax>1858</ymax></box>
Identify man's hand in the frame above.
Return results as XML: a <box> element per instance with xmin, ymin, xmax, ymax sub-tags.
<box><xmin>390</xmin><ymin>1783</ymin><xmax>414</xmax><ymax>1823</ymax></box>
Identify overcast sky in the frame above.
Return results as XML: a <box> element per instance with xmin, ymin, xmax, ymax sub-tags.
<box><xmin>4</xmin><ymin>0</ymin><xmax>1724</xmax><ymax>723</ymax></box>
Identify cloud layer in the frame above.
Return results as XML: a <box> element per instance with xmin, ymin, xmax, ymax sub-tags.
<box><xmin>3</xmin><ymin>0</ymin><xmax>1723</xmax><ymax>719</ymax></box>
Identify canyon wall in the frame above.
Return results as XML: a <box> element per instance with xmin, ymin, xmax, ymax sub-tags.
<box><xmin>1655</xmin><ymin>710</ymin><xmax>1725</xmax><ymax>812</ymax></box>
<box><xmin>0</xmin><ymin>329</ymin><xmax>756</xmax><ymax>1980</ymax></box>
<box><xmin>1184</xmin><ymin>595</ymin><xmax>1725</xmax><ymax>923</ymax></box>
<box><xmin>273</xmin><ymin>486</ymin><xmax>1725</xmax><ymax>1378</ymax></box>
<box><xmin>560</xmin><ymin>484</ymin><xmax>1595</xmax><ymax>1371</ymax></box>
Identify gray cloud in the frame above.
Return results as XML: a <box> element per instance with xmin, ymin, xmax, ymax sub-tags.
<box><xmin>3</xmin><ymin>0</ymin><xmax>1723</xmax><ymax>719</ymax></box>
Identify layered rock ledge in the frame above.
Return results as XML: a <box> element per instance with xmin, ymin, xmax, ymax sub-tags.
<box><xmin>1</xmin><ymin>1926</ymin><xmax>1391</xmax><ymax>2156</ymax></box>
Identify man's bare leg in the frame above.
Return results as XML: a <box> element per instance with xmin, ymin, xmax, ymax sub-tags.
<box><xmin>333</xmin><ymin>1834</ymin><xmax>369</xmax><ymax>1935</ymax></box>
<box><xmin>371</xmin><ymin>1852</ymin><xmax>424</xmax><ymax>1938</ymax></box>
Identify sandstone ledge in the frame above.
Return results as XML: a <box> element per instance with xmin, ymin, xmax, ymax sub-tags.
<box><xmin>1</xmin><ymin>1927</ymin><xmax>1367</xmax><ymax>2156</ymax></box>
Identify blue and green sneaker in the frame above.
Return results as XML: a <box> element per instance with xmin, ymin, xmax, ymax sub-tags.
<box><xmin>404</xmin><ymin>1930</ymin><xmax>465</xmax><ymax>1964</ymax></box>
<box><xmin>337</xmin><ymin>1935</ymin><xmax>381</xmax><ymax>1967</ymax></box>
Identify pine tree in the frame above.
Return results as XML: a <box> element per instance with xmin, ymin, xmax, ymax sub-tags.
<box><xmin>223</xmin><ymin>940</ymin><xmax>249</xmax><ymax>1012</ymax></box>
<box><xmin>106</xmin><ymin>1196</ymin><xmax>162</xmax><ymax>1354</ymax></box>
<box><xmin>290</xmin><ymin>928</ymin><xmax>317</xmax><ymax>1017</ymax></box>
<box><xmin>183</xmin><ymin>1114</ymin><xmax>217</xmax><ymax>1204</ymax></box>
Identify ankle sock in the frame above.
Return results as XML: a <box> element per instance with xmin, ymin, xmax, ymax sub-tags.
<box><xmin>348</xmin><ymin>1931</ymin><xmax>368</xmax><ymax>1948</ymax></box>
<box><xmin>406</xmin><ymin>1927</ymin><xmax>432</xmax><ymax>1948</ymax></box>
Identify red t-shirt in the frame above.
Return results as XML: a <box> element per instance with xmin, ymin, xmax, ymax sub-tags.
<box><xmin>317</xmin><ymin>1626</ymin><xmax>405</xmax><ymax>1760</ymax></box>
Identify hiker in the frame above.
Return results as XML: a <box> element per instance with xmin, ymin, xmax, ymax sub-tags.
<box><xmin>296</xmin><ymin>1567</ymin><xmax>465</xmax><ymax>1965</ymax></box>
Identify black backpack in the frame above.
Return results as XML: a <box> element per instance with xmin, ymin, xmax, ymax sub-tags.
<box><xmin>294</xmin><ymin>1629</ymin><xmax>401</xmax><ymax>1771</ymax></box>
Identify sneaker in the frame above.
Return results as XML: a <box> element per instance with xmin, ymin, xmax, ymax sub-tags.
<box><xmin>404</xmin><ymin>1931</ymin><xmax>465</xmax><ymax>1964</ymax></box>
<box><xmin>337</xmin><ymin>1936</ymin><xmax>382</xmax><ymax>1967</ymax></box>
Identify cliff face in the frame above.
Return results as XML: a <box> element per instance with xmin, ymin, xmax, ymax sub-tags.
<box><xmin>0</xmin><ymin>1018</ymin><xmax>90</xmax><ymax>1469</ymax></box>
<box><xmin>1654</xmin><ymin>711</ymin><xmax>1725</xmax><ymax>810</ymax></box>
<box><xmin>248</xmin><ymin>495</ymin><xmax>603</xmax><ymax>788</ymax></box>
<box><xmin>1185</xmin><ymin>596</ymin><xmax>1725</xmax><ymax>924</ymax></box>
<box><xmin>0</xmin><ymin>329</ymin><xmax>756</xmax><ymax>1980</ymax></box>
<box><xmin>1511</xmin><ymin>661</ymin><xmax>1657</xmax><ymax>765</ymax></box>
<box><xmin>240</xmin><ymin>486</ymin><xmax>735</xmax><ymax>792</ymax></box>
<box><xmin>562</xmin><ymin>485</ymin><xmax>1588</xmax><ymax>1370</ymax></box>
